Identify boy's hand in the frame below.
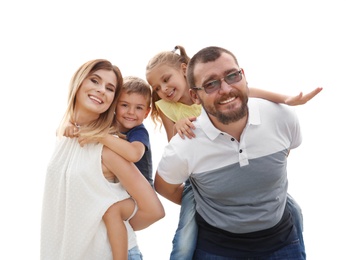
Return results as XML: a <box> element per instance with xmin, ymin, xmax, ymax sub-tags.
<box><xmin>77</xmin><ymin>136</ymin><xmax>100</xmax><ymax>147</ymax></box>
<box><xmin>63</xmin><ymin>121</ymin><xmax>99</xmax><ymax>147</ymax></box>
<box><xmin>285</xmin><ymin>87</ymin><xmax>323</xmax><ymax>106</ymax></box>
<box><xmin>63</xmin><ymin>122</ymin><xmax>79</xmax><ymax>138</ymax></box>
<box><xmin>174</xmin><ymin>116</ymin><xmax>197</xmax><ymax>139</ymax></box>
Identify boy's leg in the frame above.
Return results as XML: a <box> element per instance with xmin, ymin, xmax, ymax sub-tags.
<box><xmin>103</xmin><ymin>198</ymin><xmax>135</xmax><ymax>260</ymax></box>
<box><xmin>170</xmin><ymin>180</ymin><xmax>197</xmax><ymax>260</ymax></box>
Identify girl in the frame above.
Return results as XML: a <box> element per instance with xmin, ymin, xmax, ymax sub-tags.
<box><xmin>146</xmin><ymin>45</ymin><xmax>322</xmax><ymax>260</ymax></box>
<box><xmin>41</xmin><ymin>59</ymin><xmax>164</xmax><ymax>260</ymax></box>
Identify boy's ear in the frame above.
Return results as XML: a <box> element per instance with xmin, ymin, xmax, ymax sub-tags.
<box><xmin>189</xmin><ymin>89</ymin><xmax>201</xmax><ymax>104</ymax></box>
<box><xmin>144</xmin><ymin>106</ymin><xmax>151</xmax><ymax>119</ymax></box>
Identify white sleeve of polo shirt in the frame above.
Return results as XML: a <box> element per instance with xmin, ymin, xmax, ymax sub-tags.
<box><xmin>288</xmin><ymin>108</ymin><xmax>302</xmax><ymax>149</ymax></box>
<box><xmin>157</xmin><ymin>143</ymin><xmax>189</xmax><ymax>184</ymax></box>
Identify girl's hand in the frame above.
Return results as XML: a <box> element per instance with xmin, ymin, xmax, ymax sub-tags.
<box><xmin>285</xmin><ymin>87</ymin><xmax>323</xmax><ymax>106</ymax></box>
<box><xmin>174</xmin><ymin>116</ymin><xmax>197</xmax><ymax>139</ymax></box>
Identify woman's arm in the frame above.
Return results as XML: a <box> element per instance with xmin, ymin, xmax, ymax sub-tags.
<box><xmin>249</xmin><ymin>87</ymin><xmax>323</xmax><ymax>105</ymax></box>
<box><xmin>102</xmin><ymin>147</ymin><xmax>165</xmax><ymax>231</ymax></box>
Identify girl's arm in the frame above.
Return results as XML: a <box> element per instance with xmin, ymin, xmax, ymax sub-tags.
<box><xmin>102</xmin><ymin>147</ymin><xmax>165</xmax><ymax>231</ymax></box>
<box><xmin>249</xmin><ymin>87</ymin><xmax>323</xmax><ymax>105</ymax></box>
<box><xmin>174</xmin><ymin>116</ymin><xmax>197</xmax><ymax>140</ymax></box>
<box><xmin>159</xmin><ymin>109</ymin><xmax>176</xmax><ymax>141</ymax></box>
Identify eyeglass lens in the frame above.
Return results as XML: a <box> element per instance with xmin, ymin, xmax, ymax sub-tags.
<box><xmin>204</xmin><ymin>71</ymin><xmax>242</xmax><ymax>94</ymax></box>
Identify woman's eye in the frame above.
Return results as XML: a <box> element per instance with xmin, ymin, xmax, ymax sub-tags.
<box><xmin>91</xmin><ymin>78</ymin><xmax>98</xmax><ymax>84</ymax></box>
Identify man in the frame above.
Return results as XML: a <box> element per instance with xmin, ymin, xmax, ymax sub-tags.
<box><xmin>154</xmin><ymin>46</ymin><xmax>305</xmax><ymax>259</ymax></box>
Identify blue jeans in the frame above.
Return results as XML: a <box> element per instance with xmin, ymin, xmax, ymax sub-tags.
<box><xmin>286</xmin><ymin>193</ymin><xmax>305</xmax><ymax>258</ymax></box>
<box><xmin>170</xmin><ymin>180</ymin><xmax>305</xmax><ymax>260</ymax></box>
<box><xmin>128</xmin><ymin>246</ymin><xmax>143</xmax><ymax>260</ymax></box>
<box><xmin>170</xmin><ymin>180</ymin><xmax>197</xmax><ymax>260</ymax></box>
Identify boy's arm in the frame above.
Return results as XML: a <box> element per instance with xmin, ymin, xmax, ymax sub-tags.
<box><xmin>100</xmin><ymin>134</ymin><xmax>145</xmax><ymax>163</ymax></box>
<box><xmin>249</xmin><ymin>87</ymin><xmax>322</xmax><ymax>105</ymax></box>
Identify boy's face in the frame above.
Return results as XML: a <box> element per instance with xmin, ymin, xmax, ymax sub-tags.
<box><xmin>116</xmin><ymin>92</ymin><xmax>150</xmax><ymax>132</ymax></box>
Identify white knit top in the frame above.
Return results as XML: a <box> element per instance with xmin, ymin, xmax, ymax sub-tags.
<box><xmin>40</xmin><ymin>137</ymin><xmax>137</xmax><ymax>260</ymax></box>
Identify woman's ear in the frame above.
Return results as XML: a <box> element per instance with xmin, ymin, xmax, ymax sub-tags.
<box><xmin>189</xmin><ymin>89</ymin><xmax>201</xmax><ymax>104</ymax></box>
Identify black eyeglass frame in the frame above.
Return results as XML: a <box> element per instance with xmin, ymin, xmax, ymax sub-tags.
<box><xmin>192</xmin><ymin>69</ymin><xmax>243</xmax><ymax>94</ymax></box>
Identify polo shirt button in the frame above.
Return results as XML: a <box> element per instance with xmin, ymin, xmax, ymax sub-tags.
<box><xmin>231</xmin><ymin>138</ymin><xmax>235</xmax><ymax>141</ymax></box>
<box><xmin>239</xmin><ymin>149</ymin><xmax>243</xmax><ymax>153</ymax></box>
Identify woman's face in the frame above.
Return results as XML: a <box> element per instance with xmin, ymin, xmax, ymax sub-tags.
<box><xmin>74</xmin><ymin>69</ymin><xmax>117</xmax><ymax>123</ymax></box>
<box><xmin>146</xmin><ymin>64</ymin><xmax>188</xmax><ymax>103</ymax></box>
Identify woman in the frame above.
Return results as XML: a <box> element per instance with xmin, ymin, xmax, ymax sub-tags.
<box><xmin>40</xmin><ymin>59</ymin><xmax>164</xmax><ymax>260</ymax></box>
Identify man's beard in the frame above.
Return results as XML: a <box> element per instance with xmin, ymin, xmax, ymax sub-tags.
<box><xmin>200</xmin><ymin>91</ymin><xmax>248</xmax><ymax>125</ymax></box>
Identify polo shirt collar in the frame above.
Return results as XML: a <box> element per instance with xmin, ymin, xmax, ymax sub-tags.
<box><xmin>198</xmin><ymin>100</ymin><xmax>261</xmax><ymax>140</ymax></box>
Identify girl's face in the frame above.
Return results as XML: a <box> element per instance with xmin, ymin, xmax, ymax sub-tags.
<box><xmin>146</xmin><ymin>64</ymin><xmax>188</xmax><ymax>103</ymax></box>
<box><xmin>74</xmin><ymin>69</ymin><xmax>117</xmax><ymax>124</ymax></box>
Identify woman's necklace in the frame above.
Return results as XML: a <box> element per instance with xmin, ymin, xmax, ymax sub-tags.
<box><xmin>74</xmin><ymin>122</ymin><xmax>80</xmax><ymax>130</ymax></box>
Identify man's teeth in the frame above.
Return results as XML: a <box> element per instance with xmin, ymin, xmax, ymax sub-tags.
<box><xmin>220</xmin><ymin>97</ymin><xmax>236</xmax><ymax>104</ymax></box>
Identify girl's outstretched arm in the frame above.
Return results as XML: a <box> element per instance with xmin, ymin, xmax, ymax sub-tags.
<box><xmin>249</xmin><ymin>87</ymin><xmax>323</xmax><ymax>105</ymax></box>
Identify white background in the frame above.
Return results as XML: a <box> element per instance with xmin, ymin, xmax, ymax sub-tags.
<box><xmin>0</xmin><ymin>1</ymin><xmax>344</xmax><ymax>259</ymax></box>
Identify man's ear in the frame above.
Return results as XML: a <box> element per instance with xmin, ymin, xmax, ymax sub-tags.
<box><xmin>189</xmin><ymin>89</ymin><xmax>201</xmax><ymax>104</ymax></box>
<box><xmin>241</xmin><ymin>68</ymin><xmax>245</xmax><ymax>77</ymax></box>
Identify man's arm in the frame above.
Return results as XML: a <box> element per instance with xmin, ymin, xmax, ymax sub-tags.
<box><xmin>154</xmin><ymin>172</ymin><xmax>184</xmax><ymax>205</ymax></box>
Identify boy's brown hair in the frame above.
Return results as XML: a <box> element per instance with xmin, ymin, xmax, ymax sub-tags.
<box><xmin>122</xmin><ymin>76</ymin><xmax>152</xmax><ymax>107</ymax></box>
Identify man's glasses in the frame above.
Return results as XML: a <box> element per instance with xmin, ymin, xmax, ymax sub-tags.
<box><xmin>192</xmin><ymin>70</ymin><xmax>243</xmax><ymax>94</ymax></box>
